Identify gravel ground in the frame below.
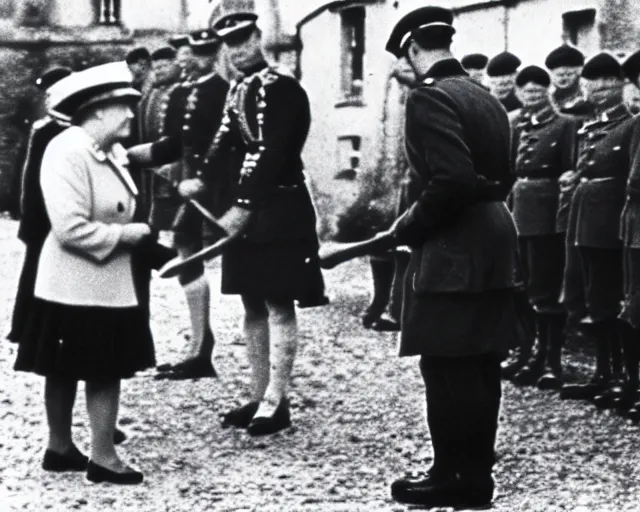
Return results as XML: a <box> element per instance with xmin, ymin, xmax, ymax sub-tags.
<box><xmin>1</xmin><ymin>216</ymin><xmax>639</xmax><ymax>512</ymax></box>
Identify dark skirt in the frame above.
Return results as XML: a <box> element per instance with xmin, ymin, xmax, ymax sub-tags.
<box><xmin>14</xmin><ymin>299</ymin><xmax>155</xmax><ymax>381</ymax></box>
<box><xmin>221</xmin><ymin>239</ymin><xmax>327</xmax><ymax>307</ymax></box>
<box><xmin>7</xmin><ymin>242</ymin><xmax>42</xmax><ymax>343</ymax></box>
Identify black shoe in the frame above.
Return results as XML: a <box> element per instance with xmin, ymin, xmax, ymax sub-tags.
<box><xmin>537</xmin><ymin>369</ymin><xmax>563</xmax><ymax>390</ymax></box>
<box><xmin>154</xmin><ymin>358</ymin><xmax>217</xmax><ymax>380</ymax></box>
<box><xmin>560</xmin><ymin>378</ymin><xmax>607</xmax><ymax>400</ymax></box>
<box><xmin>247</xmin><ymin>399</ymin><xmax>291</xmax><ymax>437</ymax></box>
<box><xmin>593</xmin><ymin>384</ymin><xmax>625</xmax><ymax>409</ymax></box>
<box><xmin>113</xmin><ymin>428</ymin><xmax>127</xmax><ymax>445</ymax></box>
<box><xmin>42</xmin><ymin>449</ymin><xmax>88</xmax><ymax>472</ymax></box>
<box><xmin>391</xmin><ymin>475</ymin><xmax>493</xmax><ymax>509</ymax></box>
<box><xmin>614</xmin><ymin>388</ymin><xmax>638</xmax><ymax>415</ymax></box>
<box><xmin>221</xmin><ymin>401</ymin><xmax>260</xmax><ymax>429</ymax></box>
<box><xmin>371</xmin><ymin>315</ymin><xmax>400</xmax><ymax>332</ymax></box>
<box><xmin>390</xmin><ymin>467</ymin><xmax>455</xmax><ymax>499</ymax></box>
<box><xmin>512</xmin><ymin>362</ymin><xmax>544</xmax><ymax>386</ymax></box>
<box><xmin>86</xmin><ymin>461</ymin><xmax>144</xmax><ymax>485</ymax></box>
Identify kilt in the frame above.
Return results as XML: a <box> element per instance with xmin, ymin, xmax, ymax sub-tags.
<box><xmin>14</xmin><ymin>299</ymin><xmax>155</xmax><ymax>381</ymax></box>
<box><xmin>7</xmin><ymin>242</ymin><xmax>42</xmax><ymax>343</ymax></box>
<box><xmin>518</xmin><ymin>234</ymin><xmax>565</xmax><ymax>309</ymax></box>
<box><xmin>221</xmin><ymin>239</ymin><xmax>327</xmax><ymax>306</ymax></box>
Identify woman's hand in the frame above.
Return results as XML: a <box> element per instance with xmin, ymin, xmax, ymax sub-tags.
<box><xmin>178</xmin><ymin>178</ymin><xmax>206</xmax><ymax>198</ymax></box>
<box><xmin>120</xmin><ymin>223</ymin><xmax>152</xmax><ymax>246</ymax></box>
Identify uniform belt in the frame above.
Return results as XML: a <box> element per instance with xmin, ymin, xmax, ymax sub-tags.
<box><xmin>515</xmin><ymin>176</ymin><xmax>556</xmax><ymax>183</ymax></box>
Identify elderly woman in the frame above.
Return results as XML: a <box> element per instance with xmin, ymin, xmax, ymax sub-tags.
<box><xmin>14</xmin><ymin>62</ymin><xmax>158</xmax><ymax>485</ymax></box>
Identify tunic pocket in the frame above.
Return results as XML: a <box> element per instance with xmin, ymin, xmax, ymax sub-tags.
<box><xmin>413</xmin><ymin>248</ymin><xmax>472</xmax><ymax>294</ymax></box>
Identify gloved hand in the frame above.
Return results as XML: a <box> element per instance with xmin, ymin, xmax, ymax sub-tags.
<box><xmin>178</xmin><ymin>178</ymin><xmax>205</xmax><ymax>198</ymax></box>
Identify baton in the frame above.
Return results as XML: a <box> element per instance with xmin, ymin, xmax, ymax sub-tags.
<box><xmin>318</xmin><ymin>229</ymin><xmax>397</xmax><ymax>269</ymax></box>
<box><xmin>158</xmin><ymin>233</ymin><xmax>237</xmax><ymax>278</ymax></box>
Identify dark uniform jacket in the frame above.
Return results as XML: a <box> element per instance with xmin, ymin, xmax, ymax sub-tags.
<box><xmin>569</xmin><ymin>104</ymin><xmax>636</xmax><ymax>249</ymax></box>
<box><xmin>510</xmin><ymin>105</ymin><xmax>578</xmax><ymax>236</ymax></box>
<box><xmin>210</xmin><ymin>61</ymin><xmax>319</xmax><ymax>243</ymax></box>
<box><xmin>394</xmin><ymin>58</ymin><xmax>521</xmax><ymax>358</ymax></box>
<box><xmin>150</xmin><ymin>73</ymin><xmax>230</xmax><ymax>225</ymax></box>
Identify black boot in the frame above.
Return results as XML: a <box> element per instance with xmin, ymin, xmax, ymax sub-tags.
<box><xmin>615</xmin><ymin>322</ymin><xmax>640</xmax><ymax>416</ymax></box>
<box><xmin>537</xmin><ymin>313</ymin><xmax>566</xmax><ymax>390</ymax></box>
<box><xmin>593</xmin><ymin>322</ymin><xmax>626</xmax><ymax>408</ymax></box>
<box><xmin>362</xmin><ymin>256</ymin><xmax>394</xmax><ymax>328</ymax></box>
<box><xmin>513</xmin><ymin>313</ymin><xmax>548</xmax><ymax>386</ymax></box>
<box><xmin>561</xmin><ymin>321</ymin><xmax>611</xmax><ymax>400</ymax></box>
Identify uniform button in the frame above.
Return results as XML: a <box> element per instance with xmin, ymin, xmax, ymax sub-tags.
<box><xmin>183</xmin><ymin>125</ymin><xmax>190</xmax><ymax>131</ymax></box>
<box><xmin>524</xmin><ymin>159</ymin><xmax>531</xmax><ymax>164</ymax></box>
<box><xmin>204</xmin><ymin>158</ymin><xmax>209</xmax><ymax>164</ymax></box>
<box><xmin>194</xmin><ymin>153</ymin><xmax>199</xmax><ymax>158</ymax></box>
<box><xmin>590</xmin><ymin>145</ymin><xmax>595</xmax><ymax>150</ymax></box>
<box><xmin>581</xmin><ymin>177</ymin><xmax>588</xmax><ymax>183</ymax></box>
<box><xmin>184</xmin><ymin>113</ymin><xmax>192</xmax><ymax>119</ymax></box>
<box><xmin>196</xmin><ymin>171</ymin><xmax>203</xmax><ymax>177</ymax></box>
<box><xmin>588</xmin><ymin>160</ymin><xmax>595</xmax><ymax>166</ymax></box>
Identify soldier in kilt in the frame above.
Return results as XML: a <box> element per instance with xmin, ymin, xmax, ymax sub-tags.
<box><xmin>506</xmin><ymin>66</ymin><xmax>578</xmax><ymax>390</ymax></box>
<box><xmin>198</xmin><ymin>7</ymin><xmax>328</xmax><ymax>436</ymax></box>
<box><xmin>128</xmin><ymin>30</ymin><xmax>230</xmax><ymax>379</ymax></box>
<box><xmin>559</xmin><ymin>53</ymin><xmax>632</xmax><ymax>404</ymax></box>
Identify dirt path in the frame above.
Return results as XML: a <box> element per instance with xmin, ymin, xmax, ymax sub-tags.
<box><xmin>0</xmin><ymin>218</ymin><xmax>639</xmax><ymax>512</ymax></box>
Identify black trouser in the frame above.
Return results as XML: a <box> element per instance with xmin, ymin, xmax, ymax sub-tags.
<box><xmin>518</xmin><ymin>234</ymin><xmax>565</xmax><ymax>309</ymax></box>
<box><xmin>419</xmin><ymin>354</ymin><xmax>502</xmax><ymax>480</ymax></box>
<box><xmin>578</xmin><ymin>247</ymin><xmax>623</xmax><ymax>322</ymax></box>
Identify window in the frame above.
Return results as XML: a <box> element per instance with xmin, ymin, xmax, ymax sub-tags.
<box><xmin>340</xmin><ymin>6</ymin><xmax>365</xmax><ymax>100</ymax></box>
<box><xmin>335</xmin><ymin>135</ymin><xmax>362</xmax><ymax>180</ymax></box>
<box><xmin>95</xmin><ymin>0</ymin><xmax>121</xmax><ymax>25</ymax></box>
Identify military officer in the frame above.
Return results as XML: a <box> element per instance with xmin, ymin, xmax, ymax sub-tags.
<box><xmin>383</xmin><ymin>7</ymin><xmax>521</xmax><ymax>509</ymax></box>
<box><xmin>460</xmin><ymin>53</ymin><xmax>488</xmax><ymax>84</ymax></box>
<box><xmin>138</xmin><ymin>47</ymin><xmax>181</xmax><ymax>144</ymax></box>
<box><xmin>169</xmin><ymin>34</ymin><xmax>199</xmax><ymax>84</ymax></box>
<box><xmin>197</xmin><ymin>4</ymin><xmax>328</xmax><ymax>436</ymax></box>
<box><xmin>559</xmin><ymin>53</ymin><xmax>632</xmax><ymax>404</ymax></box>
<box><xmin>487</xmin><ymin>51</ymin><xmax>522</xmax><ymax>112</ymax></box>
<box><xmin>505</xmin><ymin>66</ymin><xmax>578</xmax><ymax>389</ymax></box>
<box><xmin>128</xmin><ymin>30</ymin><xmax>230</xmax><ymax>380</ymax></box>
<box><xmin>126</xmin><ymin>47</ymin><xmax>153</xmax><ymax>93</ymax></box>
<box><xmin>546</xmin><ymin>45</ymin><xmax>592</xmax><ymax>117</ymax></box>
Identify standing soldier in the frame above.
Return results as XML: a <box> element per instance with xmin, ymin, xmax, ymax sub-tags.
<box><xmin>169</xmin><ymin>34</ymin><xmax>199</xmax><ymax>84</ymax></box>
<box><xmin>546</xmin><ymin>45</ymin><xmax>592</xmax><ymax>117</ymax></box>
<box><xmin>505</xmin><ymin>66</ymin><xmax>577</xmax><ymax>389</ymax></box>
<box><xmin>487</xmin><ymin>51</ymin><xmax>522</xmax><ymax>112</ymax></box>
<box><xmin>460</xmin><ymin>53</ymin><xmax>488</xmax><ymax>85</ymax></box>
<box><xmin>559</xmin><ymin>53</ymin><xmax>631</xmax><ymax>403</ymax></box>
<box><xmin>199</xmin><ymin>4</ymin><xmax>327</xmax><ymax>436</ymax></box>
<box><xmin>615</xmin><ymin>49</ymin><xmax>640</xmax><ymax>419</ymax></box>
<box><xmin>623</xmin><ymin>51</ymin><xmax>640</xmax><ymax>116</ymax></box>
<box><xmin>128</xmin><ymin>30</ymin><xmax>230</xmax><ymax>380</ymax></box>
<box><xmin>383</xmin><ymin>7</ymin><xmax>521</xmax><ymax>509</ymax></box>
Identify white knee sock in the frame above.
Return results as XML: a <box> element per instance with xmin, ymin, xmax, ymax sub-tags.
<box><xmin>183</xmin><ymin>275</ymin><xmax>211</xmax><ymax>358</ymax></box>
<box><xmin>254</xmin><ymin>310</ymin><xmax>298</xmax><ymax>418</ymax></box>
<box><xmin>244</xmin><ymin>312</ymin><xmax>270</xmax><ymax>401</ymax></box>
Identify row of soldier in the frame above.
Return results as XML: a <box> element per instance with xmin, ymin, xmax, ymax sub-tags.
<box><xmin>458</xmin><ymin>45</ymin><xmax>640</xmax><ymax>422</ymax></box>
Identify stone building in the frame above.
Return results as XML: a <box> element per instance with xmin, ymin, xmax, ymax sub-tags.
<box><xmin>0</xmin><ymin>0</ymin><xmax>209</xmax><ymax>211</ymax></box>
<box><xmin>279</xmin><ymin>0</ymin><xmax>640</xmax><ymax>238</ymax></box>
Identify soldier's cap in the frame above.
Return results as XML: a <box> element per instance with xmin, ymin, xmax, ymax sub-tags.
<box><xmin>125</xmin><ymin>46</ymin><xmax>151</xmax><ymax>64</ymax></box>
<box><xmin>581</xmin><ymin>52</ymin><xmax>623</xmax><ymax>80</ymax></box>
<box><xmin>46</xmin><ymin>61</ymin><xmax>141</xmax><ymax>122</ymax></box>
<box><xmin>622</xmin><ymin>50</ymin><xmax>640</xmax><ymax>84</ymax></box>
<box><xmin>212</xmin><ymin>12</ymin><xmax>259</xmax><ymax>42</ymax></box>
<box><xmin>36</xmin><ymin>66</ymin><xmax>72</xmax><ymax>91</ymax></box>
<box><xmin>168</xmin><ymin>34</ymin><xmax>190</xmax><ymax>49</ymax></box>
<box><xmin>151</xmin><ymin>46</ymin><xmax>177</xmax><ymax>61</ymax></box>
<box><xmin>515</xmin><ymin>65</ymin><xmax>551</xmax><ymax>88</ymax></box>
<box><xmin>545</xmin><ymin>45</ymin><xmax>585</xmax><ymax>69</ymax></box>
<box><xmin>486</xmin><ymin>52</ymin><xmax>521</xmax><ymax>77</ymax></box>
<box><xmin>188</xmin><ymin>28</ymin><xmax>222</xmax><ymax>54</ymax></box>
<box><xmin>460</xmin><ymin>53</ymin><xmax>488</xmax><ymax>70</ymax></box>
<box><xmin>385</xmin><ymin>6</ymin><xmax>455</xmax><ymax>58</ymax></box>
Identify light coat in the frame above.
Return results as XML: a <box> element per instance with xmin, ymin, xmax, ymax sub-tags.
<box><xmin>35</xmin><ymin>126</ymin><xmax>138</xmax><ymax>307</ymax></box>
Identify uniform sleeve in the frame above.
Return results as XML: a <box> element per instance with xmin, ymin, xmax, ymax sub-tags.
<box><xmin>394</xmin><ymin>87</ymin><xmax>478</xmax><ymax>244</ymax></box>
<box><xmin>561</xmin><ymin>118</ymin><xmax>579</xmax><ymax>173</ymax></box>
<box><xmin>40</xmin><ymin>143</ymin><xmax>124</xmax><ymax>262</ymax></box>
<box><xmin>234</xmin><ymin>78</ymin><xmax>310</xmax><ymax>208</ymax></box>
<box><xmin>150</xmin><ymin>135</ymin><xmax>182</xmax><ymax>165</ymax></box>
